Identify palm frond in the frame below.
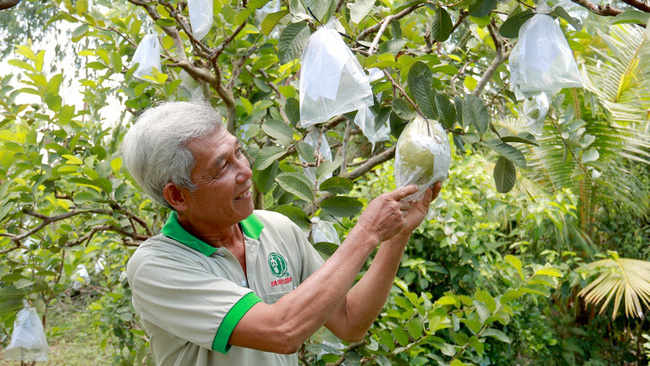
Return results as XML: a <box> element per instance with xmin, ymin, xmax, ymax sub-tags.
<box><xmin>578</xmin><ymin>257</ymin><xmax>650</xmax><ymax>319</ymax></box>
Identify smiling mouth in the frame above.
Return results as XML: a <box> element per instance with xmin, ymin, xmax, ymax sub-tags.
<box><xmin>236</xmin><ymin>190</ymin><xmax>251</xmax><ymax>200</ymax></box>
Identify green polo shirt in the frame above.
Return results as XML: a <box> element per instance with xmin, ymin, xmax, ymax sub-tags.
<box><xmin>127</xmin><ymin>210</ymin><xmax>325</xmax><ymax>366</ymax></box>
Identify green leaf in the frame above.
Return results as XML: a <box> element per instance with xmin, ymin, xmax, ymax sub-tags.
<box><xmin>582</xmin><ymin>148</ymin><xmax>599</xmax><ymax>163</ymax></box>
<box><xmin>71</xmin><ymin>24</ymin><xmax>89</xmax><ymax>42</ymax></box>
<box><xmin>407</xmin><ymin>318</ymin><xmax>423</xmax><ymax>339</ymax></box>
<box><xmin>535</xmin><ymin>267</ymin><xmax>562</xmax><ymax>277</ymax></box>
<box><xmin>482</xmin><ymin>328</ymin><xmax>511</xmax><ymax>343</ymax></box>
<box><xmin>431</xmin><ymin>7</ymin><xmax>453</xmax><ymax>42</ymax></box>
<box><xmin>378</xmin><ymin>39</ymin><xmax>407</xmax><ymax>56</ymax></box>
<box><xmin>262</xmin><ymin>9</ymin><xmax>290</xmax><ymax>35</ymax></box>
<box><xmin>499</xmin><ymin>8</ymin><xmax>534</xmax><ymax>38</ymax></box>
<box><xmin>611</xmin><ymin>9</ymin><xmax>650</xmax><ymax>25</ymax></box>
<box><xmin>435</xmin><ymin>94</ymin><xmax>456</xmax><ymax>129</ymax></box>
<box><xmin>313</xmin><ymin>242</ymin><xmax>339</xmax><ymax>256</ymax></box>
<box><xmin>391</xmin><ymin>98</ymin><xmax>416</xmax><ymax>120</ymax></box>
<box><xmin>253</xmin><ymin>161</ymin><xmax>279</xmax><ymax>193</ymax></box>
<box><xmin>469</xmin><ymin>0</ymin><xmax>497</xmax><ymax>18</ymax></box>
<box><xmin>551</xmin><ymin>5</ymin><xmax>583</xmax><ymax>30</ymax></box>
<box><xmin>500</xmin><ymin>134</ymin><xmax>539</xmax><ymax>146</ymax></box>
<box><xmin>500</xmin><ymin>288</ymin><xmax>524</xmax><ymax>305</ymax></box>
<box><xmin>474</xmin><ymin>300</ymin><xmax>491</xmax><ymax>323</ymax></box>
<box><xmin>155</xmin><ymin>18</ymin><xmax>176</xmax><ymax>28</ymax></box>
<box><xmin>76</xmin><ymin>0</ymin><xmax>88</xmax><ymax>15</ymax></box>
<box><xmin>319</xmin><ymin>196</ymin><xmax>363</xmax><ymax>217</ymax></box>
<box><xmin>254</xmin><ymin>146</ymin><xmax>287</xmax><ymax>170</ymax></box>
<box><xmin>454</xmin><ymin>96</ymin><xmax>465</xmax><ymax>127</ymax></box>
<box><xmin>408</xmin><ymin>62</ymin><xmax>437</xmax><ymax>119</ymax></box>
<box><xmin>493</xmin><ymin>156</ymin><xmax>517</xmax><ymax>193</ymax></box>
<box><xmin>8</xmin><ymin>59</ymin><xmax>35</xmax><ymax>72</ymax></box>
<box><xmin>272</xmin><ymin>205</ymin><xmax>311</xmax><ymax>231</ymax></box>
<box><xmin>483</xmin><ymin>139</ymin><xmax>526</xmax><ymax>168</ymax></box>
<box><xmin>302</xmin><ymin>0</ymin><xmax>336</xmax><ymax>24</ymax></box>
<box><xmin>278</xmin><ymin>21</ymin><xmax>310</xmax><ymax>64</ymax></box>
<box><xmin>319</xmin><ymin>177</ymin><xmax>353</xmax><ymax>194</ymax></box>
<box><xmin>316</xmin><ymin>156</ymin><xmax>344</xmax><ymax>181</ymax></box>
<box><xmin>392</xmin><ymin>326</ymin><xmax>410</xmax><ymax>347</ymax></box>
<box><xmin>262</xmin><ymin>119</ymin><xmax>294</xmax><ymax>145</ymax></box>
<box><xmin>350</xmin><ymin>0</ymin><xmax>375</xmax><ymax>24</ymax></box>
<box><xmin>275</xmin><ymin>172</ymin><xmax>314</xmax><ymax>202</ymax></box>
<box><xmin>505</xmin><ymin>255</ymin><xmax>524</xmax><ymax>280</ymax></box>
<box><xmin>14</xmin><ymin>278</ymin><xmax>34</xmax><ymax>289</ymax></box>
<box><xmin>284</xmin><ymin>98</ymin><xmax>300</xmax><ymax>126</ymax></box>
<box><xmin>463</xmin><ymin>94</ymin><xmax>489</xmax><ymax>135</ymax></box>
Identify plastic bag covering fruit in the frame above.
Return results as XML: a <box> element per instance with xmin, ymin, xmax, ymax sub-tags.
<box><xmin>509</xmin><ymin>7</ymin><xmax>582</xmax><ymax>99</ymax></box>
<box><xmin>395</xmin><ymin>116</ymin><xmax>450</xmax><ymax>201</ymax></box>
<box><xmin>353</xmin><ymin>106</ymin><xmax>390</xmax><ymax>150</ymax></box>
<box><xmin>310</xmin><ymin>217</ymin><xmax>341</xmax><ymax>244</ymax></box>
<box><xmin>299</xmin><ymin>21</ymin><xmax>373</xmax><ymax>127</ymax></box>
<box><xmin>4</xmin><ymin>306</ymin><xmax>49</xmax><ymax>361</ymax></box>
<box><xmin>131</xmin><ymin>34</ymin><xmax>161</xmax><ymax>81</ymax></box>
<box><xmin>188</xmin><ymin>0</ymin><xmax>213</xmax><ymax>40</ymax></box>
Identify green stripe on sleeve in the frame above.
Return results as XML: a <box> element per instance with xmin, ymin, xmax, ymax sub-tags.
<box><xmin>212</xmin><ymin>292</ymin><xmax>262</xmax><ymax>354</ymax></box>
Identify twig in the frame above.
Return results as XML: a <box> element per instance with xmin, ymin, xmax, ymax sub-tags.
<box><xmin>367</xmin><ymin>17</ymin><xmax>391</xmax><ymax>55</ymax></box>
<box><xmin>383</xmin><ymin>70</ymin><xmax>426</xmax><ymax>119</ymax></box>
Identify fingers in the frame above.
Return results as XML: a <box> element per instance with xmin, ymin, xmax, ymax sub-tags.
<box><xmin>387</xmin><ymin>185</ymin><xmax>419</xmax><ymax>201</ymax></box>
<box><xmin>430</xmin><ymin>181</ymin><xmax>442</xmax><ymax>200</ymax></box>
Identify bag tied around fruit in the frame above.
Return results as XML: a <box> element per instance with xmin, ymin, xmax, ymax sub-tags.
<box><xmin>394</xmin><ymin>116</ymin><xmax>451</xmax><ymax>201</ymax></box>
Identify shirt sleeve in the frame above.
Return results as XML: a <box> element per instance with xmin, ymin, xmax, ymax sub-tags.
<box><xmin>128</xmin><ymin>252</ymin><xmax>261</xmax><ymax>353</ymax></box>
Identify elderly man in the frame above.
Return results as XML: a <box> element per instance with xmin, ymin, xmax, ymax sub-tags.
<box><xmin>122</xmin><ymin>101</ymin><xmax>441</xmax><ymax>365</ymax></box>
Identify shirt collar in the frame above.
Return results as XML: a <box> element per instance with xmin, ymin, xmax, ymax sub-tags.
<box><xmin>161</xmin><ymin>211</ymin><xmax>265</xmax><ymax>257</ymax></box>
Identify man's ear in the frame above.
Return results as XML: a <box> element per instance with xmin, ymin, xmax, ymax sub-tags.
<box><xmin>163</xmin><ymin>183</ymin><xmax>190</xmax><ymax>211</ymax></box>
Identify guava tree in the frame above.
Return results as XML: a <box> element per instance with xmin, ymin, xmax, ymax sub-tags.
<box><xmin>1</xmin><ymin>0</ymin><xmax>649</xmax><ymax>364</ymax></box>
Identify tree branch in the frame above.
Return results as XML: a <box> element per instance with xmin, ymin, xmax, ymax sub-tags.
<box><xmin>0</xmin><ymin>0</ymin><xmax>20</xmax><ymax>11</ymax></box>
<box><xmin>620</xmin><ymin>0</ymin><xmax>650</xmax><ymax>12</ymax></box>
<box><xmin>473</xmin><ymin>20</ymin><xmax>511</xmax><ymax>96</ymax></box>
<box><xmin>570</xmin><ymin>0</ymin><xmax>624</xmax><ymax>16</ymax></box>
<box><xmin>357</xmin><ymin>4</ymin><xmax>423</xmax><ymax>40</ymax></box>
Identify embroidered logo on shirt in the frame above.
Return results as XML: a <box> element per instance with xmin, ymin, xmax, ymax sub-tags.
<box><xmin>268</xmin><ymin>252</ymin><xmax>288</xmax><ymax>277</ymax></box>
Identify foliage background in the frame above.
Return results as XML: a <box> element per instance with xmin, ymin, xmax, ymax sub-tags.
<box><xmin>1</xmin><ymin>0</ymin><xmax>649</xmax><ymax>365</ymax></box>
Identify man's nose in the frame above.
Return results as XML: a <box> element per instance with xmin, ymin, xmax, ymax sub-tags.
<box><xmin>236</xmin><ymin>158</ymin><xmax>253</xmax><ymax>183</ymax></box>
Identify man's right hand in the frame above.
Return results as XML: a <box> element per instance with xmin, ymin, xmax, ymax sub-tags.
<box><xmin>355</xmin><ymin>185</ymin><xmax>420</xmax><ymax>244</ymax></box>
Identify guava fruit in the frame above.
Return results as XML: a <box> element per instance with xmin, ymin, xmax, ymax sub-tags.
<box><xmin>394</xmin><ymin>116</ymin><xmax>450</xmax><ymax>200</ymax></box>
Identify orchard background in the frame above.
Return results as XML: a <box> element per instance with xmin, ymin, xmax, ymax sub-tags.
<box><xmin>0</xmin><ymin>0</ymin><xmax>649</xmax><ymax>364</ymax></box>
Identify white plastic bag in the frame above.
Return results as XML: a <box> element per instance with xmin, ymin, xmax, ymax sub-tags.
<box><xmin>299</xmin><ymin>21</ymin><xmax>373</xmax><ymax>127</ymax></box>
<box><xmin>353</xmin><ymin>106</ymin><xmax>390</xmax><ymax>150</ymax></box>
<box><xmin>509</xmin><ymin>9</ymin><xmax>582</xmax><ymax>99</ymax></box>
<box><xmin>4</xmin><ymin>306</ymin><xmax>49</xmax><ymax>361</ymax></box>
<box><xmin>310</xmin><ymin>217</ymin><xmax>340</xmax><ymax>244</ymax></box>
<box><xmin>188</xmin><ymin>0</ymin><xmax>213</xmax><ymax>40</ymax></box>
<box><xmin>72</xmin><ymin>264</ymin><xmax>90</xmax><ymax>290</ymax></box>
<box><xmin>301</xmin><ymin>130</ymin><xmax>332</xmax><ymax>184</ymax></box>
<box><xmin>256</xmin><ymin>0</ymin><xmax>281</xmax><ymax>23</ymax></box>
<box><xmin>131</xmin><ymin>34</ymin><xmax>161</xmax><ymax>81</ymax></box>
<box><xmin>523</xmin><ymin>91</ymin><xmax>550</xmax><ymax>134</ymax></box>
<box><xmin>394</xmin><ymin>116</ymin><xmax>450</xmax><ymax>201</ymax></box>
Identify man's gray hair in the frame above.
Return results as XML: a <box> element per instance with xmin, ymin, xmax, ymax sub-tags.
<box><xmin>121</xmin><ymin>100</ymin><xmax>224</xmax><ymax>207</ymax></box>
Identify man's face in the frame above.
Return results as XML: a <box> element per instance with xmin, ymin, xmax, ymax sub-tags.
<box><xmin>181</xmin><ymin>128</ymin><xmax>254</xmax><ymax>228</ymax></box>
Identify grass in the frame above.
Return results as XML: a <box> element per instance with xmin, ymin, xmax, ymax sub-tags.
<box><xmin>1</xmin><ymin>295</ymin><xmax>116</xmax><ymax>366</ymax></box>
